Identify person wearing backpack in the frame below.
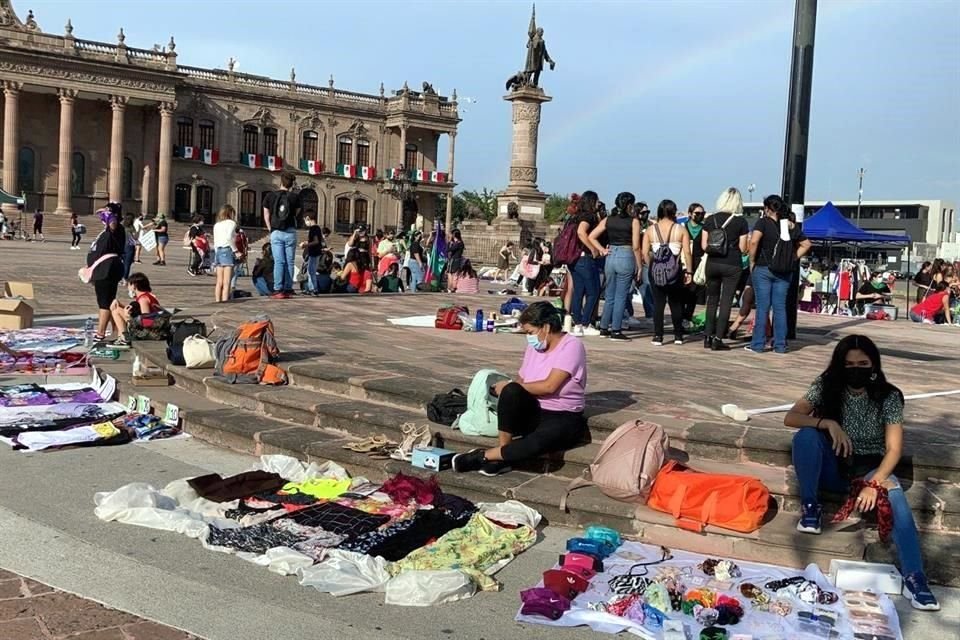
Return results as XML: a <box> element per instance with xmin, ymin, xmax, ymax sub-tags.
<box><xmin>640</xmin><ymin>199</ymin><xmax>693</xmax><ymax>346</ymax></box>
<box><xmin>747</xmin><ymin>194</ymin><xmax>811</xmax><ymax>354</ymax></box>
<box><xmin>262</xmin><ymin>172</ymin><xmax>302</xmax><ymax>299</ymax></box>
<box><xmin>452</xmin><ymin>302</ymin><xmax>588</xmax><ymax>477</ymax></box>
<box><xmin>701</xmin><ymin>188</ymin><xmax>750</xmax><ymax>351</ymax></box>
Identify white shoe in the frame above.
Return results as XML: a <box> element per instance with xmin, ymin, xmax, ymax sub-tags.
<box><xmin>572</xmin><ymin>325</ymin><xmax>584</xmax><ymax>337</ymax></box>
<box><xmin>562</xmin><ymin>315</ymin><xmax>573</xmax><ymax>334</ymax></box>
<box><xmin>581</xmin><ymin>326</ymin><xmax>602</xmax><ymax>337</ymax></box>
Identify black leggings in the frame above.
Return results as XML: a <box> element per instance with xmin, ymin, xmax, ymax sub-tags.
<box><xmin>705</xmin><ymin>261</ymin><xmax>742</xmax><ymax>339</ymax></box>
<box><xmin>71</xmin><ymin>231</ymin><xmax>82</xmax><ymax>247</ymax></box>
<box><xmin>497</xmin><ymin>382</ymin><xmax>586</xmax><ymax>464</ymax></box>
<box><xmin>650</xmin><ymin>282</ymin><xmax>686</xmax><ymax>338</ymax></box>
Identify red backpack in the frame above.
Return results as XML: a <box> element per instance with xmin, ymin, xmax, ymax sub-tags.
<box><xmin>553</xmin><ymin>219</ymin><xmax>582</xmax><ymax>266</ymax></box>
<box><xmin>435</xmin><ymin>305</ymin><xmax>468</xmax><ymax>330</ymax></box>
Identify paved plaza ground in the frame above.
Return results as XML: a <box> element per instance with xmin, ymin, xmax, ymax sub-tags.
<box><xmin>1</xmin><ymin>235</ymin><xmax>959</xmax><ymax>639</ymax></box>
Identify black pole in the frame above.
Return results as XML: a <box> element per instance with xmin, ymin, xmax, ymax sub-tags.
<box><xmin>782</xmin><ymin>0</ymin><xmax>818</xmax><ymax>339</ymax></box>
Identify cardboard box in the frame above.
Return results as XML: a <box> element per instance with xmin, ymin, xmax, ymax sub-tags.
<box><xmin>829</xmin><ymin>559</ymin><xmax>902</xmax><ymax>594</ymax></box>
<box><xmin>3</xmin><ymin>281</ymin><xmax>35</xmax><ymax>299</ymax></box>
<box><xmin>411</xmin><ymin>446</ymin><xmax>455</xmax><ymax>471</ymax></box>
<box><xmin>0</xmin><ymin>298</ymin><xmax>34</xmax><ymax>330</ymax></box>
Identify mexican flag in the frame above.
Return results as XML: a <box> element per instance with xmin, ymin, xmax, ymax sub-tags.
<box><xmin>431</xmin><ymin>171</ymin><xmax>447</xmax><ymax>183</ymax></box>
<box><xmin>176</xmin><ymin>146</ymin><xmax>198</xmax><ymax>160</ymax></box>
<box><xmin>415</xmin><ymin>169</ymin><xmax>427</xmax><ymax>182</ymax></box>
<box><xmin>424</xmin><ymin>220</ymin><xmax>447</xmax><ymax>290</ymax></box>
<box><xmin>384</xmin><ymin>167</ymin><xmax>402</xmax><ymax>180</ymax></box>
<box><xmin>265</xmin><ymin>155</ymin><xmax>283</xmax><ymax>171</ymax></box>
<box><xmin>359</xmin><ymin>166</ymin><xmax>376</xmax><ymax>181</ymax></box>
<box><xmin>241</xmin><ymin>153</ymin><xmax>260</xmax><ymax>169</ymax></box>
<box><xmin>202</xmin><ymin>149</ymin><xmax>219</xmax><ymax>165</ymax></box>
<box><xmin>337</xmin><ymin>163</ymin><xmax>357</xmax><ymax>178</ymax></box>
<box><xmin>300</xmin><ymin>159</ymin><xmax>322</xmax><ymax>175</ymax></box>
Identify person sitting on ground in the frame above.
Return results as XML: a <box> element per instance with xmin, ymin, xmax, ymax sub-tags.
<box><xmin>909</xmin><ymin>281</ymin><xmax>953</xmax><ymax>324</ymax></box>
<box><xmin>784</xmin><ymin>335</ymin><xmax>939</xmax><ymax>611</ymax></box>
<box><xmin>340</xmin><ymin>249</ymin><xmax>374</xmax><ymax>294</ymax></box>
<box><xmin>451</xmin><ymin>259</ymin><xmax>480</xmax><ymax>294</ymax></box>
<box><xmin>377</xmin><ymin>230</ymin><xmax>401</xmax><ymax>277</ymax></box>
<box><xmin>453</xmin><ymin>302</ymin><xmax>587</xmax><ymax>477</ymax></box>
<box><xmin>109</xmin><ymin>273</ymin><xmax>161</xmax><ymax>349</ymax></box>
<box><xmin>854</xmin><ymin>271</ymin><xmax>892</xmax><ymax>315</ymax></box>
<box><xmin>251</xmin><ymin>243</ymin><xmax>275</xmax><ymax>297</ymax></box>
<box><xmin>378</xmin><ymin>262</ymin><xmax>406</xmax><ymax>293</ymax></box>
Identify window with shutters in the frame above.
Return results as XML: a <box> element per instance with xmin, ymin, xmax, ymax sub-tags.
<box><xmin>242</xmin><ymin>125</ymin><xmax>259</xmax><ymax>156</ymax></box>
<box><xmin>337</xmin><ymin>136</ymin><xmax>353</xmax><ymax>166</ymax></box>
<box><xmin>177</xmin><ymin>117</ymin><xmax>194</xmax><ymax>148</ymax></box>
<box><xmin>263</xmin><ymin>127</ymin><xmax>278</xmax><ymax>157</ymax></box>
<box><xmin>302</xmin><ymin>130</ymin><xmax>319</xmax><ymax>162</ymax></box>
<box><xmin>199</xmin><ymin>119</ymin><xmax>215</xmax><ymax>149</ymax></box>
<box><xmin>356</xmin><ymin>139</ymin><xmax>370</xmax><ymax>167</ymax></box>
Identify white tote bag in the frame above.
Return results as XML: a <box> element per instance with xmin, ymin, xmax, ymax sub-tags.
<box><xmin>183</xmin><ymin>335</ymin><xmax>216</xmax><ymax>369</ymax></box>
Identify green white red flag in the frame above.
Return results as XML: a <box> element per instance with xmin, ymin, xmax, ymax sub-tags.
<box><xmin>337</xmin><ymin>163</ymin><xmax>357</xmax><ymax>178</ymax></box>
<box><xmin>359</xmin><ymin>166</ymin><xmax>376</xmax><ymax>180</ymax></box>
<box><xmin>202</xmin><ymin>149</ymin><xmax>219</xmax><ymax>165</ymax></box>
<box><xmin>241</xmin><ymin>153</ymin><xmax>260</xmax><ymax>168</ymax></box>
<box><xmin>300</xmin><ymin>159</ymin><xmax>322</xmax><ymax>175</ymax></box>
<box><xmin>265</xmin><ymin>155</ymin><xmax>283</xmax><ymax>171</ymax></box>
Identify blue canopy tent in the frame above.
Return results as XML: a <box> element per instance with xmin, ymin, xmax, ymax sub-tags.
<box><xmin>803</xmin><ymin>201</ymin><xmax>913</xmax><ymax>313</ymax></box>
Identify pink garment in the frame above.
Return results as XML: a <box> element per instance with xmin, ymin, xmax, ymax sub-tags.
<box><xmin>453</xmin><ymin>274</ymin><xmax>479</xmax><ymax>294</ymax></box>
<box><xmin>380</xmin><ymin>472</ymin><xmax>441</xmax><ymax>505</ymax></box>
<box><xmin>518</xmin><ymin>333</ymin><xmax>587</xmax><ymax>412</ymax></box>
<box><xmin>378</xmin><ymin>254</ymin><xmax>399</xmax><ymax>277</ymax></box>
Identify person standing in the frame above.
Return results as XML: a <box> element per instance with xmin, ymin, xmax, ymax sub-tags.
<box><xmin>120</xmin><ymin>214</ymin><xmax>138</xmax><ymax>282</ymax></box>
<box><xmin>747</xmin><ymin>195</ymin><xmax>812</xmax><ymax>354</ymax></box>
<box><xmin>634</xmin><ymin>201</ymin><xmax>655</xmax><ymax>319</ymax></box>
<box><xmin>701</xmin><ymin>188</ymin><xmax>750</xmax><ymax>350</ymax></box>
<box><xmin>641</xmin><ymin>199</ymin><xmax>693</xmax><ymax>346</ymax></box>
<box><xmin>132</xmin><ymin>213</ymin><xmax>146</xmax><ymax>264</ymax></box>
<box><xmin>153</xmin><ymin>213</ymin><xmax>168</xmax><ymax>266</ymax></box>
<box><xmin>497</xmin><ymin>241</ymin><xmax>516</xmax><ymax>280</ymax></box>
<box><xmin>682</xmin><ymin>202</ymin><xmax>707</xmax><ymax>326</ymax></box>
<box><xmin>87</xmin><ymin>208</ymin><xmax>126</xmax><ymax>342</ymax></box>
<box><xmin>300</xmin><ymin>212</ymin><xmax>324</xmax><ymax>295</ymax></box>
<box><xmin>32</xmin><ymin>209</ymin><xmax>44</xmax><ymax>242</ymax></box>
<box><xmin>262</xmin><ymin>172</ymin><xmax>302</xmax><ymax>299</ymax></box>
<box><xmin>913</xmin><ymin>261</ymin><xmax>933</xmax><ymax>303</ymax></box>
<box><xmin>568</xmin><ymin>190</ymin><xmax>603</xmax><ymax>337</ymax></box>
<box><xmin>70</xmin><ymin>212</ymin><xmax>83</xmax><ymax>250</ymax></box>
<box><xmin>589</xmin><ymin>191</ymin><xmax>641</xmax><ymax>341</ymax></box>
<box><xmin>212</xmin><ymin>205</ymin><xmax>239</xmax><ymax>303</ymax></box>
<box><xmin>447</xmin><ymin>229</ymin><xmax>466</xmax><ymax>276</ymax></box>
<box><xmin>406</xmin><ymin>230</ymin><xmax>426</xmax><ymax>291</ymax></box>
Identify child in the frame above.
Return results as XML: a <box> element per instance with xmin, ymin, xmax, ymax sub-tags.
<box><xmin>109</xmin><ymin>273</ymin><xmax>161</xmax><ymax>349</ymax></box>
<box><xmin>187</xmin><ymin>214</ymin><xmax>207</xmax><ymax>276</ymax></box>
<box><xmin>212</xmin><ymin>205</ymin><xmax>239</xmax><ymax>303</ymax></box>
<box><xmin>378</xmin><ymin>262</ymin><xmax>406</xmax><ymax>293</ymax></box>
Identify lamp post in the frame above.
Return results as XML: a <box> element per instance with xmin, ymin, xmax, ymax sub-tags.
<box><xmin>856</xmin><ymin>167</ymin><xmax>865</xmax><ymax>223</ymax></box>
<box><xmin>747</xmin><ymin>183</ymin><xmax>756</xmax><ymax>203</ymax></box>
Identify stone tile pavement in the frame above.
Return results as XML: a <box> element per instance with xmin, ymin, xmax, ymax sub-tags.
<box><xmin>0</xmin><ymin>568</ymin><xmax>200</xmax><ymax>639</ymax></box>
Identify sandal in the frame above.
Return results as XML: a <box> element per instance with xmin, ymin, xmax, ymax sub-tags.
<box><xmin>342</xmin><ymin>435</ymin><xmax>391</xmax><ymax>453</ymax></box>
<box><xmin>389</xmin><ymin>423</ymin><xmax>430</xmax><ymax>461</ymax></box>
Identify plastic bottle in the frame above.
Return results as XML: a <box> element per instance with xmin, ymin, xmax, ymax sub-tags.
<box><xmin>475</xmin><ymin>309</ymin><xmax>484</xmax><ymax>332</ymax></box>
<box><xmin>84</xmin><ymin>317</ymin><xmax>95</xmax><ymax>347</ymax></box>
<box><xmin>486</xmin><ymin>319</ymin><xmax>495</xmax><ymax>332</ymax></box>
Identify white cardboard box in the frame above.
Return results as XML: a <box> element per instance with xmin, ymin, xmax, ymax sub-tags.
<box><xmin>829</xmin><ymin>559</ymin><xmax>902</xmax><ymax>594</ymax></box>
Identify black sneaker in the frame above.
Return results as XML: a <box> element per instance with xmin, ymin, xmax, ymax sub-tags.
<box><xmin>651</xmin><ymin>336</ymin><xmax>664</xmax><ymax>346</ymax></box>
<box><xmin>796</xmin><ymin>503</ymin><xmax>822</xmax><ymax>534</ymax></box>
<box><xmin>452</xmin><ymin>448</ymin><xmax>485</xmax><ymax>473</ymax></box>
<box><xmin>479</xmin><ymin>460</ymin><xmax>513</xmax><ymax>477</ymax></box>
<box><xmin>599</xmin><ymin>328</ymin><xmax>611</xmax><ymax>337</ymax></box>
<box><xmin>710</xmin><ymin>337</ymin><xmax>731</xmax><ymax>351</ymax></box>
<box><xmin>673</xmin><ymin>335</ymin><xmax>684</xmax><ymax>345</ymax></box>
<box><xmin>608</xmin><ymin>331</ymin><xmax>631</xmax><ymax>341</ymax></box>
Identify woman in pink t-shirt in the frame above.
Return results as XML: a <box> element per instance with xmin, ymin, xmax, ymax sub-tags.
<box><xmin>452</xmin><ymin>301</ymin><xmax>588</xmax><ymax>476</ymax></box>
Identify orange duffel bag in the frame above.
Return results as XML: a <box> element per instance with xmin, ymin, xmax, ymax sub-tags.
<box><xmin>646</xmin><ymin>460</ymin><xmax>770</xmax><ymax>533</ymax></box>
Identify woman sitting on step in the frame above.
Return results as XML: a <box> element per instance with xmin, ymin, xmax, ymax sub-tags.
<box><xmin>784</xmin><ymin>334</ymin><xmax>939</xmax><ymax>611</ymax></box>
<box><xmin>453</xmin><ymin>301</ymin><xmax>588</xmax><ymax>477</ymax></box>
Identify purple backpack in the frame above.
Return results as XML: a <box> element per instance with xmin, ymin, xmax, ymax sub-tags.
<box><xmin>650</xmin><ymin>223</ymin><xmax>681</xmax><ymax>286</ymax></box>
<box><xmin>553</xmin><ymin>219</ymin><xmax>582</xmax><ymax>266</ymax></box>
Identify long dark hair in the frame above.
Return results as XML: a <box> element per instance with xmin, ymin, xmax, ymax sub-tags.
<box><xmin>813</xmin><ymin>335</ymin><xmax>903</xmax><ymax>422</ymax></box>
<box><xmin>656</xmin><ymin>199</ymin><xmax>678</xmax><ymax>220</ymax></box>
<box><xmin>763</xmin><ymin>194</ymin><xmax>787</xmax><ymax>221</ymax></box>
<box><xmin>613</xmin><ymin>192</ymin><xmax>635</xmax><ymax>217</ymax></box>
<box><xmin>577</xmin><ymin>190</ymin><xmax>599</xmax><ymax>216</ymax></box>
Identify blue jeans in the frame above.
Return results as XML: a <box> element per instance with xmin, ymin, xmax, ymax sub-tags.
<box><xmin>252</xmin><ymin>276</ymin><xmax>272</xmax><ymax>296</ymax></box>
<box><xmin>792</xmin><ymin>428</ymin><xmax>924</xmax><ymax>576</ymax></box>
<box><xmin>123</xmin><ymin>245</ymin><xmax>135</xmax><ymax>280</ymax></box>
<box><xmin>638</xmin><ymin>264</ymin><xmax>654</xmax><ymax>318</ymax></box>
<box><xmin>306</xmin><ymin>255</ymin><xmax>319</xmax><ymax>293</ymax></box>
<box><xmin>315</xmin><ymin>273</ymin><xmax>332</xmax><ymax>294</ymax></box>
<box><xmin>570</xmin><ymin>255</ymin><xmax>601</xmax><ymax>326</ymax></box>
<box><xmin>600</xmin><ymin>246</ymin><xmax>636</xmax><ymax>332</ymax></box>
<box><xmin>270</xmin><ymin>229</ymin><xmax>297</xmax><ymax>293</ymax></box>
<box><xmin>751</xmin><ymin>266</ymin><xmax>789</xmax><ymax>352</ymax></box>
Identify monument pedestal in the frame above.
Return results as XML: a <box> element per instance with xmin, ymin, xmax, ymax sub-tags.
<box><xmin>497</xmin><ymin>87</ymin><xmax>551</xmax><ymax>220</ymax></box>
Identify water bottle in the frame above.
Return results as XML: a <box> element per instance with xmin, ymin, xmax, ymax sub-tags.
<box><xmin>84</xmin><ymin>317</ymin><xmax>95</xmax><ymax>347</ymax></box>
<box><xmin>475</xmin><ymin>309</ymin><xmax>484</xmax><ymax>332</ymax></box>
<box><xmin>486</xmin><ymin>319</ymin><xmax>495</xmax><ymax>332</ymax></box>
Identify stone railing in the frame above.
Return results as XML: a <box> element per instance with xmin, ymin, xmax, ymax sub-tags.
<box><xmin>126</xmin><ymin>46</ymin><xmax>168</xmax><ymax>64</ymax></box>
<box><xmin>178</xmin><ymin>65</ymin><xmax>223</xmax><ymax>82</ymax></box>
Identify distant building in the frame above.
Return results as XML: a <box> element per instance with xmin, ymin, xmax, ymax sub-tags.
<box><xmin>0</xmin><ymin>1</ymin><xmax>460</xmax><ymax>233</ymax></box>
<box><xmin>743</xmin><ymin>199</ymin><xmax>957</xmax><ymax>267</ymax></box>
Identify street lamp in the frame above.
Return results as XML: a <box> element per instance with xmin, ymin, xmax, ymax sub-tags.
<box><xmin>856</xmin><ymin>168</ymin><xmax>865</xmax><ymax>223</ymax></box>
<box><xmin>747</xmin><ymin>183</ymin><xmax>756</xmax><ymax>203</ymax></box>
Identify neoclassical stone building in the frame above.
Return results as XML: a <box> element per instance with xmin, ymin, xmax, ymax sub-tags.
<box><xmin>0</xmin><ymin>1</ymin><xmax>459</xmax><ymax>233</ymax></box>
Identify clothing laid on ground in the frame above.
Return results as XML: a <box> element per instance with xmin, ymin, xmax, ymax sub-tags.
<box><xmin>280</xmin><ymin>478</ymin><xmax>352</xmax><ymax>500</ymax></box>
<box><xmin>702</xmin><ymin>213</ymin><xmax>749</xmax><ymax>267</ymax></box>
<box><xmin>286</xmin><ymin>501</ymin><xmax>390</xmax><ymax>537</ymax></box>
<box><xmin>380</xmin><ymin>473</ymin><xmax>442</xmax><ymax>506</ymax></box>
<box><xmin>206</xmin><ymin>522</ymin><xmax>305</xmax><ymax>554</ymax></box>
<box><xmin>518</xmin><ymin>333</ymin><xmax>587</xmax><ymax>412</ymax></box>
<box><xmin>802</xmin><ymin>376</ymin><xmax>903</xmax><ymax>456</ymax></box>
<box><xmin>13</xmin><ymin>421</ymin><xmax>122</xmax><ymax>451</ymax></box>
<box><xmin>364</xmin><ymin>508</ymin><xmax>467</xmax><ymax>561</ymax></box>
<box><xmin>752</xmin><ymin>217</ymin><xmax>807</xmax><ymax>270</ymax></box>
<box><xmin>0</xmin><ymin>384</ymin><xmax>101</xmax><ymax>407</ymax></box>
<box><xmin>188</xmin><ymin>470</ymin><xmax>287</xmax><ymax>503</ymax></box>
<box><xmin>213</xmin><ymin>219</ymin><xmax>238</xmax><ymax>250</ymax></box>
<box><xmin>496</xmin><ymin>382</ymin><xmax>587</xmax><ymax>464</ymax></box>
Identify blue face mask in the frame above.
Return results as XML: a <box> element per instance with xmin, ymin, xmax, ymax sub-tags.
<box><xmin>526</xmin><ymin>332</ymin><xmax>547</xmax><ymax>352</ymax></box>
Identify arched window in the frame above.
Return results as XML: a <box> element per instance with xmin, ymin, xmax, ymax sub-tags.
<box><xmin>17</xmin><ymin>147</ymin><xmax>35</xmax><ymax>193</ymax></box>
<box><xmin>404</xmin><ymin>143</ymin><xmax>418</xmax><ymax>171</ymax></box>
<box><xmin>176</xmin><ymin>117</ymin><xmax>194</xmax><ymax>148</ymax></box>
<box><xmin>122</xmin><ymin>157</ymin><xmax>133</xmax><ymax>200</ymax></box>
<box><xmin>302</xmin><ymin>131</ymin><xmax>320</xmax><ymax>162</ymax></box>
<box><xmin>263</xmin><ymin>127</ymin><xmax>278</xmax><ymax>157</ymax></box>
<box><xmin>337</xmin><ymin>136</ymin><xmax>353</xmax><ymax>166</ymax></box>
<box><xmin>354</xmin><ymin>199</ymin><xmax>368</xmax><ymax>227</ymax></box>
<box><xmin>356</xmin><ymin>138</ymin><xmax>371</xmax><ymax>167</ymax></box>
<box><xmin>199</xmin><ymin>119</ymin><xmax>215</xmax><ymax>149</ymax></box>
<box><xmin>242</xmin><ymin>125</ymin><xmax>259</xmax><ymax>156</ymax></box>
<box><xmin>335</xmin><ymin>197</ymin><xmax>351</xmax><ymax>234</ymax></box>
<box><xmin>239</xmin><ymin>188</ymin><xmax>257</xmax><ymax>222</ymax></box>
<box><xmin>70</xmin><ymin>152</ymin><xmax>85</xmax><ymax>195</ymax></box>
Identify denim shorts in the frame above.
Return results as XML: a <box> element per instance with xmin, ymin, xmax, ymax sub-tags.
<box><xmin>214</xmin><ymin>247</ymin><xmax>235</xmax><ymax>267</ymax></box>
<box><xmin>156</xmin><ymin>235</ymin><xmax>169</xmax><ymax>246</ymax></box>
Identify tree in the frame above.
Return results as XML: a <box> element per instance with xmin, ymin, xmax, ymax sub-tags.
<box><xmin>456</xmin><ymin>188</ymin><xmax>499</xmax><ymax>224</ymax></box>
<box><xmin>544</xmin><ymin>193</ymin><xmax>571</xmax><ymax>224</ymax></box>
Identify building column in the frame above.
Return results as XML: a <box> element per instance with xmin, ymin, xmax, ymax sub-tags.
<box><xmin>397</xmin><ymin>124</ymin><xmax>407</xmax><ymax>228</ymax></box>
<box><xmin>140</xmin><ymin>165</ymin><xmax>152</xmax><ymax>215</ymax></box>
<box><xmin>2</xmin><ymin>81</ymin><xmax>23</xmax><ymax>214</ymax></box>
<box><xmin>156</xmin><ymin>101</ymin><xmax>176</xmax><ymax>216</ymax></box>
<box><xmin>55</xmin><ymin>89</ymin><xmax>78</xmax><ymax>215</ymax></box>
<box><xmin>189</xmin><ymin>182</ymin><xmax>197</xmax><ymax>215</ymax></box>
<box><xmin>445</xmin><ymin>130</ymin><xmax>456</xmax><ymax>233</ymax></box>
<box><xmin>108</xmin><ymin>95</ymin><xmax>128</xmax><ymax>203</ymax></box>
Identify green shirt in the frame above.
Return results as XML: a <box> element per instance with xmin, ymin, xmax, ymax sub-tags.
<box><xmin>803</xmin><ymin>376</ymin><xmax>903</xmax><ymax>456</ymax></box>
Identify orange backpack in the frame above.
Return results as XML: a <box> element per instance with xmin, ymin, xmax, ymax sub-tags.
<box><xmin>214</xmin><ymin>315</ymin><xmax>287</xmax><ymax>385</ymax></box>
<box><xmin>646</xmin><ymin>460</ymin><xmax>770</xmax><ymax>534</ymax></box>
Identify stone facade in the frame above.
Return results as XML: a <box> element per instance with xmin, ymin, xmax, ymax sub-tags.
<box><xmin>0</xmin><ymin>0</ymin><xmax>460</xmax><ymax>234</ymax></box>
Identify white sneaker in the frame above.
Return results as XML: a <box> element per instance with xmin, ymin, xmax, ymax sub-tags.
<box><xmin>581</xmin><ymin>326</ymin><xmax>602</xmax><ymax>337</ymax></box>
<box><xmin>562</xmin><ymin>315</ymin><xmax>573</xmax><ymax>334</ymax></box>
<box><xmin>572</xmin><ymin>325</ymin><xmax>584</xmax><ymax>337</ymax></box>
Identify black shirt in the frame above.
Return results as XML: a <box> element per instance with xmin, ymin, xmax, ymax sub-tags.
<box><xmin>306</xmin><ymin>225</ymin><xmax>324</xmax><ymax>257</ymax></box>
<box><xmin>703</xmin><ymin>213</ymin><xmax>750</xmax><ymax>268</ymax></box>
<box><xmin>448</xmin><ymin>239</ymin><xmax>465</xmax><ymax>273</ymax></box>
<box><xmin>409</xmin><ymin>240</ymin><xmax>425</xmax><ymax>264</ymax></box>
<box><xmin>570</xmin><ymin>212</ymin><xmax>598</xmax><ymax>253</ymax></box>
<box><xmin>605</xmin><ymin>214</ymin><xmax>634</xmax><ymax>246</ymax></box>
<box><xmin>752</xmin><ymin>217</ymin><xmax>807</xmax><ymax>268</ymax></box>
<box><xmin>154</xmin><ymin>219</ymin><xmax>168</xmax><ymax>237</ymax></box>
<box><xmin>188</xmin><ymin>224</ymin><xmax>204</xmax><ymax>239</ymax></box>
<box><xmin>263</xmin><ymin>190</ymin><xmax>302</xmax><ymax>231</ymax></box>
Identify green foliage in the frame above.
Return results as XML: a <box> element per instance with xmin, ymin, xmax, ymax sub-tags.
<box><xmin>455</xmin><ymin>188</ymin><xmax>499</xmax><ymax>224</ymax></box>
<box><xmin>544</xmin><ymin>193</ymin><xmax>571</xmax><ymax>224</ymax></box>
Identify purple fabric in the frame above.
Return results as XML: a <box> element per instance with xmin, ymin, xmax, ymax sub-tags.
<box><xmin>0</xmin><ymin>385</ymin><xmax>102</xmax><ymax>407</ymax></box>
<box><xmin>520</xmin><ymin>587</ymin><xmax>571</xmax><ymax>620</ymax></box>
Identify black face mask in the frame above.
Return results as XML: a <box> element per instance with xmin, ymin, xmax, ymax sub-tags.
<box><xmin>692</xmin><ymin>214</ymin><xmax>705</xmax><ymax>224</ymax></box>
<box><xmin>843</xmin><ymin>366</ymin><xmax>874</xmax><ymax>389</ymax></box>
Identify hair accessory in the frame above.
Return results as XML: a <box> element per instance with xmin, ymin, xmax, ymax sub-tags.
<box><xmin>714</xmin><ymin>595</ymin><xmax>744</xmax><ymax>625</ymax></box>
<box><xmin>695</xmin><ymin>606</ymin><xmax>719</xmax><ymax>627</ymax></box>
<box><xmin>699</xmin><ymin>559</ymin><xmax>741</xmax><ymax>581</ymax></box>
<box><xmin>643</xmin><ymin>582</ymin><xmax>672</xmax><ymax>613</ymax></box>
<box><xmin>755</xmin><ymin>598</ymin><xmax>792</xmax><ymax>616</ymax></box>
<box><xmin>606</xmin><ymin>593</ymin><xmax>643</xmax><ymax>618</ymax></box>
<box><xmin>520</xmin><ymin>587</ymin><xmax>571</xmax><ymax>620</ymax></box>
<box><xmin>641</xmin><ymin>602</ymin><xmax>666</xmax><ymax>629</ymax></box>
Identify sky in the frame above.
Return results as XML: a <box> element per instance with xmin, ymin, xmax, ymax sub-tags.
<box><xmin>23</xmin><ymin>0</ymin><xmax>960</xmax><ymax>210</ymax></box>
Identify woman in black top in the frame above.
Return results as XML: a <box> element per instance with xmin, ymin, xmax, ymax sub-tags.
<box><xmin>701</xmin><ymin>188</ymin><xmax>750</xmax><ymax>350</ymax></box>
<box><xmin>913</xmin><ymin>261</ymin><xmax>933</xmax><ymax>303</ymax></box>
<box><xmin>88</xmin><ymin>208</ymin><xmax>127</xmax><ymax>341</ymax></box>
<box><xmin>589</xmin><ymin>192</ymin><xmax>641</xmax><ymax>340</ymax></box>
<box><xmin>568</xmin><ymin>190</ymin><xmax>604</xmax><ymax>336</ymax></box>
<box><xmin>153</xmin><ymin>213</ymin><xmax>169</xmax><ymax>265</ymax></box>
<box><xmin>447</xmin><ymin>229</ymin><xmax>465</xmax><ymax>275</ymax></box>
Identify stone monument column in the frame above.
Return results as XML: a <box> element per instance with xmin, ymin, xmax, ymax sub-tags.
<box><xmin>2</xmin><ymin>81</ymin><xmax>23</xmax><ymax>215</ymax></box>
<box><xmin>497</xmin><ymin>88</ymin><xmax>551</xmax><ymax>219</ymax></box>
<box><xmin>55</xmin><ymin>89</ymin><xmax>78</xmax><ymax>215</ymax></box>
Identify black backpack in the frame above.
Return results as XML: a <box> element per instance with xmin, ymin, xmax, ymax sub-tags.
<box><xmin>270</xmin><ymin>191</ymin><xmax>295</xmax><ymax>229</ymax></box>
<box><xmin>765</xmin><ymin>219</ymin><xmax>797</xmax><ymax>274</ymax></box>
<box><xmin>426</xmin><ymin>388</ymin><xmax>467</xmax><ymax>426</ymax></box>
<box><xmin>650</xmin><ymin>223</ymin><xmax>682</xmax><ymax>287</ymax></box>
<box><xmin>704</xmin><ymin>214</ymin><xmax>734</xmax><ymax>257</ymax></box>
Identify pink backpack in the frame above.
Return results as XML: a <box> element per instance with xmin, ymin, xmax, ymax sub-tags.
<box><xmin>560</xmin><ymin>420</ymin><xmax>669</xmax><ymax>511</ymax></box>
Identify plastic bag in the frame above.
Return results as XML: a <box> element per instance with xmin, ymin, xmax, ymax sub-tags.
<box><xmin>298</xmin><ymin>549</ymin><xmax>390</xmax><ymax>596</ymax></box>
<box><xmin>385</xmin><ymin>570</ymin><xmax>476</xmax><ymax>607</ymax></box>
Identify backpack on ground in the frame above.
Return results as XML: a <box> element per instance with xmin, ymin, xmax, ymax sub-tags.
<box><xmin>650</xmin><ymin>224</ymin><xmax>681</xmax><ymax>287</ymax></box>
<box><xmin>270</xmin><ymin>191</ymin><xmax>294</xmax><ymax>229</ymax></box>
<box><xmin>499</xmin><ymin>297</ymin><xmax>528</xmax><ymax>316</ymax></box>
<box><xmin>704</xmin><ymin>213</ymin><xmax>735</xmax><ymax>258</ymax></box>
<box><xmin>453</xmin><ymin>369</ymin><xmax>510</xmax><ymax>437</ymax></box>
<box><xmin>435</xmin><ymin>305</ymin><xmax>468</xmax><ymax>330</ymax></box>
<box><xmin>426</xmin><ymin>388</ymin><xmax>467</xmax><ymax>426</ymax></box>
<box><xmin>646</xmin><ymin>460</ymin><xmax>770</xmax><ymax>533</ymax></box>
<box><xmin>213</xmin><ymin>314</ymin><xmax>287</xmax><ymax>385</ymax></box>
<box><xmin>553</xmin><ymin>219</ymin><xmax>582</xmax><ymax>266</ymax></box>
<box><xmin>561</xmin><ymin>420</ymin><xmax>669</xmax><ymax>512</ymax></box>
<box><xmin>166</xmin><ymin>316</ymin><xmax>207</xmax><ymax>366</ymax></box>
<box><xmin>126</xmin><ymin>311</ymin><xmax>172</xmax><ymax>342</ymax></box>
<box><xmin>183</xmin><ymin>334</ymin><xmax>216</xmax><ymax>369</ymax></box>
